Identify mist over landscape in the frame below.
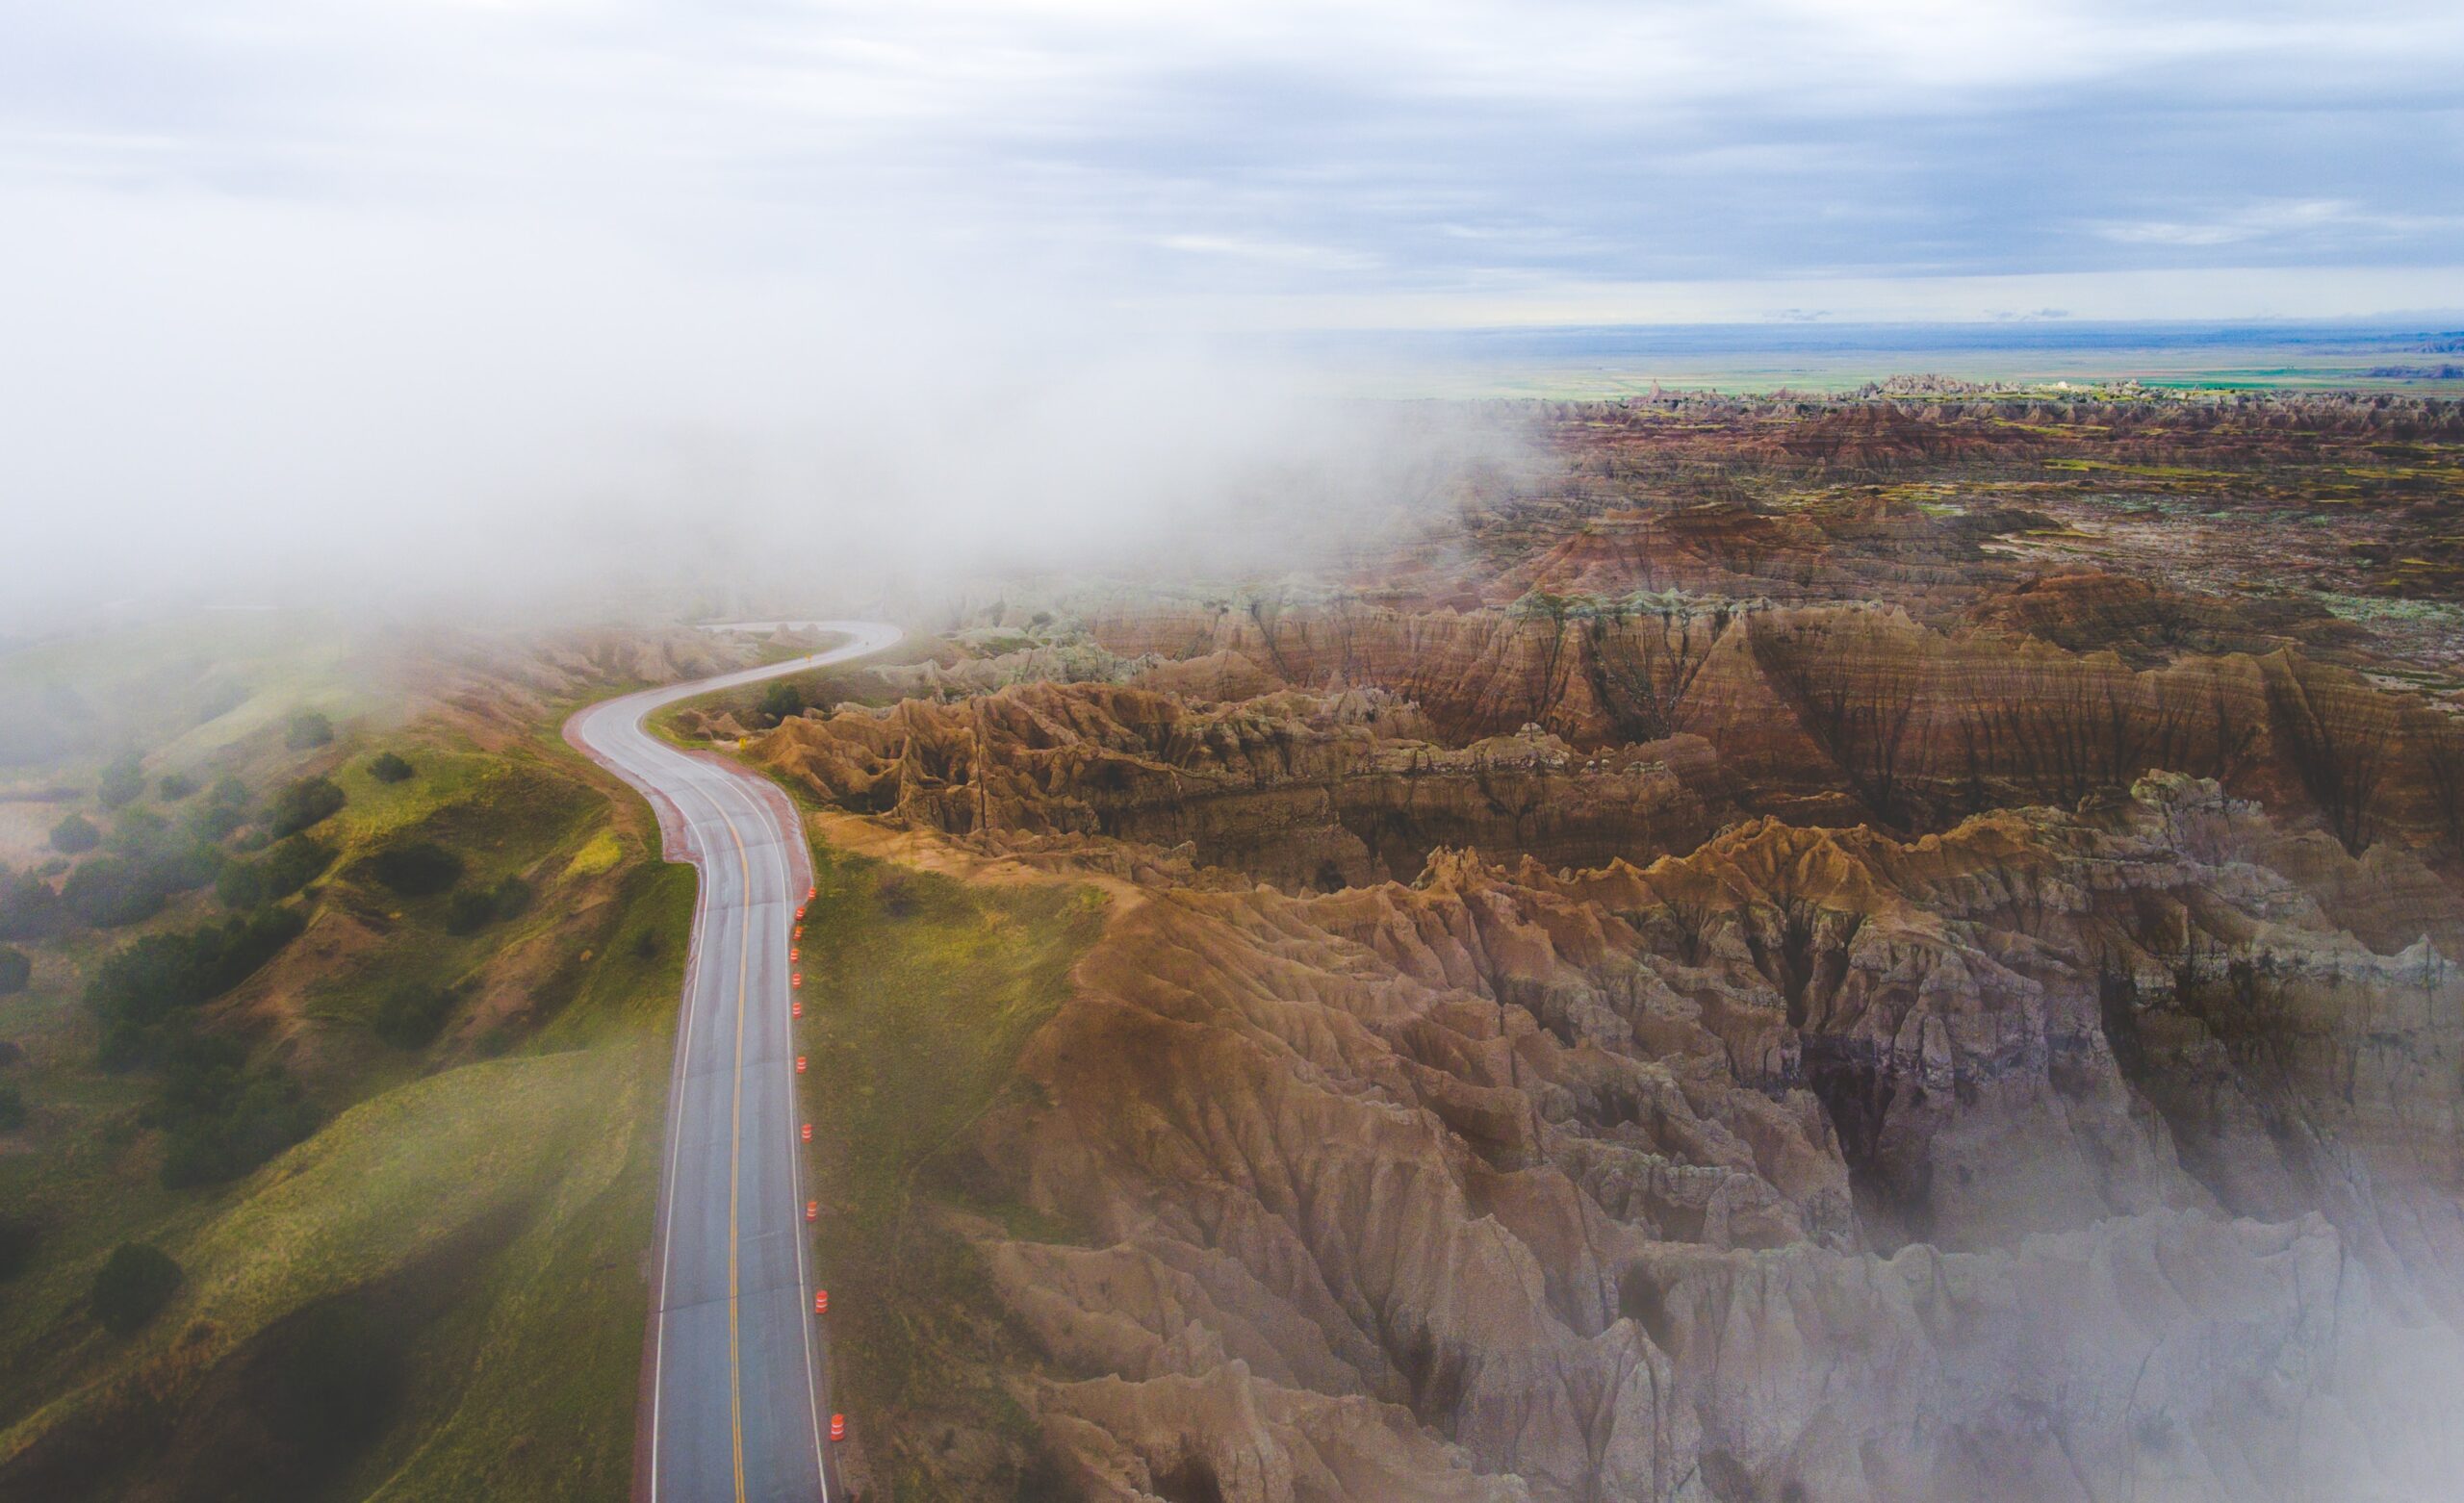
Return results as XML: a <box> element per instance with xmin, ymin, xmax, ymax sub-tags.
<box><xmin>5</xmin><ymin>6</ymin><xmax>2464</xmax><ymax>1503</ymax></box>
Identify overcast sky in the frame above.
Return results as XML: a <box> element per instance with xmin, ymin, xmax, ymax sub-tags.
<box><xmin>6</xmin><ymin>0</ymin><xmax>2460</xmax><ymax>327</ymax></box>
<box><xmin>4</xmin><ymin>3</ymin><xmax>2461</xmax><ymax>621</ymax></box>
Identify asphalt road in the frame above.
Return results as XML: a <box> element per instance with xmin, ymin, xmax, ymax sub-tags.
<box><xmin>566</xmin><ymin>621</ymin><xmax>902</xmax><ymax>1503</ymax></box>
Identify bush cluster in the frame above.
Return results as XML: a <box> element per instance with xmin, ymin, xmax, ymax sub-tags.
<box><xmin>284</xmin><ymin>711</ymin><xmax>334</xmax><ymax>752</ymax></box>
<box><xmin>759</xmin><ymin>680</ymin><xmax>806</xmax><ymax>724</ymax></box>
<box><xmin>147</xmin><ymin>1032</ymin><xmax>318</xmax><ymax>1187</ymax></box>
<box><xmin>364</xmin><ymin>840</ymin><xmax>463</xmax><ymax>896</ymax></box>
<box><xmin>97</xmin><ymin>752</ymin><xmax>147</xmax><ymax>810</ymax></box>
<box><xmin>215</xmin><ymin>834</ymin><xmax>333</xmax><ymax>911</ymax></box>
<box><xmin>367</xmin><ymin>751</ymin><xmax>415</xmax><ymax>783</ymax></box>
<box><xmin>90</xmin><ymin>1242</ymin><xmax>181</xmax><ymax>1335</ymax></box>
<box><xmin>49</xmin><ymin>812</ymin><xmax>100</xmax><ymax>854</ymax></box>
<box><xmin>445</xmin><ymin>874</ymin><xmax>532</xmax><ymax>934</ymax></box>
<box><xmin>0</xmin><ymin>944</ymin><xmax>30</xmax><ymax>994</ymax></box>
<box><xmin>87</xmin><ymin>906</ymin><xmax>307</xmax><ymax>1066</ymax></box>
<box><xmin>0</xmin><ymin>868</ymin><xmax>62</xmax><ymax>942</ymax></box>
<box><xmin>267</xmin><ymin>775</ymin><xmax>346</xmax><ymax>838</ymax></box>
<box><xmin>373</xmin><ymin>980</ymin><xmax>459</xmax><ymax>1048</ymax></box>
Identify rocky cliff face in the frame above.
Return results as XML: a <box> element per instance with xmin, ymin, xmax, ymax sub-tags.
<box><xmin>913</xmin><ymin>777</ymin><xmax>2463</xmax><ymax>1502</ymax></box>
<box><xmin>751</xmin><ymin>682</ymin><xmax>1738</xmax><ymax>891</ymax></box>
<box><xmin>1074</xmin><ymin>599</ymin><xmax>2460</xmax><ymax>857</ymax></box>
<box><xmin>752</xmin><ymin>393</ymin><xmax>2464</xmax><ymax>1501</ymax></box>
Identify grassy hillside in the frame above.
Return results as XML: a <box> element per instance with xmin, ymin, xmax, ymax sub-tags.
<box><xmin>793</xmin><ymin>839</ymin><xmax>1108</xmax><ymax>1499</ymax></box>
<box><xmin>0</xmin><ymin>618</ymin><xmax>711</xmax><ymax>1500</ymax></box>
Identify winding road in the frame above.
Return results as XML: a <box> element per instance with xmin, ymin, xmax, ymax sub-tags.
<box><xmin>566</xmin><ymin>621</ymin><xmax>902</xmax><ymax>1503</ymax></box>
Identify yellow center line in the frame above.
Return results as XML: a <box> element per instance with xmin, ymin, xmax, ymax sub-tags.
<box><xmin>725</xmin><ymin>816</ymin><xmax>752</xmax><ymax>1503</ymax></box>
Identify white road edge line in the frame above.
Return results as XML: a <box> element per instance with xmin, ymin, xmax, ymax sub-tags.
<box><xmin>579</xmin><ymin>623</ymin><xmax>899</xmax><ymax>1503</ymax></box>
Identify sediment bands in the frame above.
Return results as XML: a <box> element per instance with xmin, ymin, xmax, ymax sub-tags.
<box><xmin>768</xmin><ymin>599</ymin><xmax>2461</xmax><ymax>860</ymax></box>
<box><xmin>746</xmin><ymin>603</ymin><xmax>2464</xmax><ymax>1497</ymax></box>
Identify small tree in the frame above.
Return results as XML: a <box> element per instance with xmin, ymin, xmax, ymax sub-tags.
<box><xmin>0</xmin><ymin>945</ymin><xmax>29</xmax><ymax>994</ymax></box>
<box><xmin>759</xmin><ymin>681</ymin><xmax>805</xmax><ymax>725</ymax></box>
<box><xmin>62</xmin><ymin>855</ymin><xmax>167</xmax><ymax>929</ymax></box>
<box><xmin>97</xmin><ymin>753</ymin><xmax>146</xmax><ymax>810</ymax></box>
<box><xmin>443</xmin><ymin>888</ymin><xmax>496</xmax><ymax>934</ymax></box>
<box><xmin>366</xmin><ymin>840</ymin><xmax>462</xmax><ymax>896</ymax></box>
<box><xmin>0</xmin><ymin>869</ymin><xmax>63</xmax><ymax>942</ymax></box>
<box><xmin>158</xmin><ymin>772</ymin><xmax>198</xmax><ymax>802</ymax></box>
<box><xmin>50</xmin><ymin>813</ymin><xmax>101</xmax><ymax>854</ymax></box>
<box><xmin>284</xmin><ymin>711</ymin><xmax>334</xmax><ymax>752</ymax></box>
<box><xmin>90</xmin><ymin>1242</ymin><xmax>181</xmax><ymax>1335</ymax></box>
<box><xmin>0</xmin><ymin>1083</ymin><xmax>25</xmax><ymax>1131</ymax></box>
<box><xmin>367</xmin><ymin>751</ymin><xmax>415</xmax><ymax>784</ymax></box>
<box><xmin>267</xmin><ymin>776</ymin><xmax>346</xmax><ymax>838</ymax></box>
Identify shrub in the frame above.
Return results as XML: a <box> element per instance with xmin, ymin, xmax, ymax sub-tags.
<box><xmin>208</xmin><ymin>774</ymin><xmax>248</xmax><ymax>808</ymax></box>
<box><xmin>759</xmin><ymin>681</ymin><xmax>805</xmax><ymax>724</ymax></box>
<box><xmin>97</xmin><ymin>753</ymin><xmax>146</xmax><ymax>810</ymax></box>
<box><xmin>90</xmin><ymin>1242</ymin><xmax>181</xmax><ymax>1335</ymax></box>
<box><xmin>222</xmin><ymin>835</ymin><xmax>333</xmax><ymax>910</ymax></box>
<box><xmin>0</xmin><ymin>945</ymin><xmax>29</xmax><ymax>994</ymax></box>
<box><xmin>443</xmin><ymin>888</ymin><xmax>496</xmax><ymax>935</ymax></box>
<box><xmin>374</xmin><ymin>981</ymin><xmax>458</xmax><ymax>1048</ymax></box>
<box><xmin>0</xmin><ymin>869</ymin><xmax>63</xmax><ymax>942</ymax></box>
<box><xmin>262</xmin><ymin>834</ymin><xmax>333</xmax><ymax>898</ymax></box>
<box><xmin>446</xmin><ymin>873</ymin><xmax>532</xmax><ymax>934</ymax></box>
<box><xmin>267</xmin><ymin>775</ymin><xmax>345</xmax><ymax>837</ymax></box>
<box><xmin>215</xmin><ymin>859</ymin><xmax>269</xmax><ymax>911</ymax></box>
<box><xmin>490</xmin><ymin>873</ymin><xmax>532</xmax><ymax>920</ymax></box>
<box><xmin>365</xmin><ymin>840</ymin><xmax>463</xmax><ymax>897</ymax></box>
<box><xmin>185</xmin><ymin>802</ymin><xmax>245</xmax><ymax>844</ymax></box>
<box><xmin>151</xmin><ymin>1035</ymin><xmax>318</xmax><ymax>1187</ymax></box>
<box><xmin>107</xmin><ymin>805</ymin><xmax>167</xmax><ymax>851</ymax></box>
<box><xmin>367</xmin><ymin>751</ymin><xmax>415</xmax><ymax>784</ymax></box>
<box><xmin>49</xmin><ymin>812</ymin><xmax>100</xmax><ymax>854</ymax></box>
<box><xmin>87</xmin><ymin>907</ymin><xmax>306</xmax><ymax>1065</ymax></box>
<box><xmin>54</xmin><ymin>828</ymin><xmax>217</xmax><ymax>930</ymax></box>
<box><xmin>0</xmin><ymin>1083</ymin><xmax>24</xmax><ymax>1131</ymax></box>
<box><xmin>158</xmin><ymin>772</ymin><xmax>197</xmax><ymax>802</ymax></box>
<box><xmin>62</xmin><ymin>855</ymin><xmax>167</xmax><ymax>929</ymax></box>
<box><xmin>284</xmin><ymin>711</ymin><xmax>334</xmax><ymax>752</ymax></box>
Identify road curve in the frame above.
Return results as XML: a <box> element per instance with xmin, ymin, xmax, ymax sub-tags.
<box><xmin>566</xmin><ymin>621</ymin><xmax>902</xmax><ymax>1503</ymax></box>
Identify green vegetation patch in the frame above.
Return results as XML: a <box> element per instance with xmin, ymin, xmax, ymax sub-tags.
<box><xmin>796</xmin><ymin>843</ymin><xmax>1107</xmax><ymax>1496</ymax></box>
<box><xmin>0</xmin><ymin>714</ymin><xmax>690</xmax><ymax>1502</ymax></box>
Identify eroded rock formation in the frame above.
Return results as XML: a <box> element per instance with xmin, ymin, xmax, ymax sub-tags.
<box><xmin>752</xmin><ymin>393</ymin><xmax>2464</xmax><ymax>1500</ymax></box>
<box><xmin>920</xmin><ymin>777</ymin><xmax>2464</xmax><ymax>1502</ymax></box>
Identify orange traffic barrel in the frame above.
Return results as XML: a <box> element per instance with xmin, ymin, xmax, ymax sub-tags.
<box><xmin>829</xmin><ymin>1414</ymin><xmax>845</xmax><ymax>1442</ymax></box>
<box><xmin>814</xmin><ymin>1288</ymin><xmax>829</xmax><ymax>1314</ymax></box>
<box><xmin>795</xmin><ymin>1056</ymin><xmax>807</xmax><ymax>1074</ymax></box>
<box><xmin>792</xmin><ymin>1000</ymin><xmax>803</xmax><ymax>1018</ymax></box>
<box><xmin>805</xmin><ymin>1200</ymin><xmax>818</xmax><ymax>1222</ymax></box>
<box><xmin>801</xmin><ymin>1122</ymin><xmax>812</xmax><ymax>1142</ymax></box>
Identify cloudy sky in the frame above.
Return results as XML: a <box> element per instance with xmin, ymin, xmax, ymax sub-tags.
<box><xmin>6</xmin><ymin>0</ymin><xmax>2461</xmax><ymax>327</ymax></box>
<box><xmin>4</xmin><ymin>2</ymin><xmax>2461</xmax><ymax>619</ymax></box>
